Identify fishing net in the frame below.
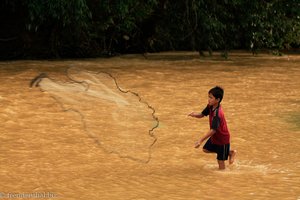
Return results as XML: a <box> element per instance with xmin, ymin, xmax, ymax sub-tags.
<box><xmin>31</xmin><ymin>67</ymin><xmax>159</xmax><ymax>163</ymax></box>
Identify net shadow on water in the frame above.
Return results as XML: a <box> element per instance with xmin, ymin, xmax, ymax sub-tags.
<box><xmin>30</xmin><ymin>67</ymin><xmax>159</xmax><ymax>164</ymax></box>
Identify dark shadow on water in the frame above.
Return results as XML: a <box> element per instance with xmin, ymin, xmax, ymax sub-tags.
<box><xmin>119</xmin><ymin>52</ymin><xmax>300</xmax><ymax>67</ymax></box>
<box><xmin>120</xmin><ymin>52</ymin><xmax>235</xmax><ymax>61</ymax></box>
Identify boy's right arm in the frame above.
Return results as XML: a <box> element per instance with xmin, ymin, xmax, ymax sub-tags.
<box><xmin>188</xmin><ymin>112</ymin><xmax>204</xmax><ymax>118</ymax></box>
<box><xmin>189</xmin><ymin>105</ymin><xmax>209</xmax><ymax>118</ymax></box>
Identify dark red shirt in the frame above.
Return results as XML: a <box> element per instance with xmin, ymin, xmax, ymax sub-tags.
<box><xmin>202</xmin><ymin>105</ymin><xmax>230</xmax><ymax>145</ymax></box>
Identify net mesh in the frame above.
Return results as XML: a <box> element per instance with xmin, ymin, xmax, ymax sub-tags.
<box><xmin>31</xmin><ymin>67</ymin><xmax>159</xmax><ymax>163</ymax></box>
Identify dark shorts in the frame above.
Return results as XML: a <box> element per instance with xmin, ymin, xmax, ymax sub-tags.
<box><xmin>203</xmin><ymin>138</ymin><xmax>230</xmax><ymax>161</ymax></box>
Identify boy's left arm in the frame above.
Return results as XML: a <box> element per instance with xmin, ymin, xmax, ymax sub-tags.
<box><xmin>194</xmin><ymin>129</ymin><xmax>216</xmax><ymax>148</ymax></box>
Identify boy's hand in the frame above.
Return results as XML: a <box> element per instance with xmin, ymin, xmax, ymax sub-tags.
<box><xmin>188</xmin><ymin>111</ymin><xmax>198</xmax><ymax>117</ymax></box>
<box><xmin>194</xmin><ymin>140</ymin><xmax>202</xmax><ymax>148</ymax></box>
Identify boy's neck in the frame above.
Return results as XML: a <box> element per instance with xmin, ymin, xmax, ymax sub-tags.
<box><xmin>212</xmin><ymin>103</ymin><xmax>220</xmax><ymax>110</ymax></box>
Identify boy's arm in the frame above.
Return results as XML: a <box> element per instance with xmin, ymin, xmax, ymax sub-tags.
<box><xmin>188</xmin><ymin>105</ymin><xmax>209</xmax><ymax>118</ymax></box>
<box><xmin>195</xmin><ymin>129</ymin><xmax>216</xmax><ymax>148</ymax></box>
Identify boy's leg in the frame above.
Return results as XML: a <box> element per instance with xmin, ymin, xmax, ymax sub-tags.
<box><xmin>229</xmin><ymin>150</ymin><xmax>237</xmax><ymax>164</ymax></box>
<box><xmin>216</xmin><ymin>144</ymin><xmax>230</xmax><ymax>169</ymax></box>
<box><xmin>217</xmin><ymin>160</ymin><xmax>226</xmax><ymax>170</ymax></box>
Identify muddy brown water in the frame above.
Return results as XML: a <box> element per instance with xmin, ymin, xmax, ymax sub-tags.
<box><xmin>0</xmin><ymin>52</ymin><xmax>299</xmax><ymax>200</ymax></box>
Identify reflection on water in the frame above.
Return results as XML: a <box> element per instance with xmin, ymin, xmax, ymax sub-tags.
<box><xmin>0</xmin><ymin>52</ymin><xmax>299</xmax><ymax>200</ymax></box>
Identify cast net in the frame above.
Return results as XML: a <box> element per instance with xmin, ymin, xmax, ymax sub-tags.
<box><xmin>31</xmin><ymin>67</ymin><xmax>158</xmax><ymax>163</ymax></box>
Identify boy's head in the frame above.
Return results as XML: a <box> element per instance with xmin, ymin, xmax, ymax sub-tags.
<box><xmin>208</xmin><ymin>86</ymin><xmax>224</xmax><ymax>105</ymax></box>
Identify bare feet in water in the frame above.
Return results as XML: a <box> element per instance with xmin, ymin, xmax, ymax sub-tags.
<box><xmin>229</xmin><ymin>150</ymin><xmax>237</xmax><ymax>164</ymax></box>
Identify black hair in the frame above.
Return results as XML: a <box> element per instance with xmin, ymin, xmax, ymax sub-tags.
<box><xmin>209</xmin><ymin>86</ymin><xmax>224</xmax><ymax>103</ymax></box>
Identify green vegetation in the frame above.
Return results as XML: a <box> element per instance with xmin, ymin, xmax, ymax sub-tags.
<box><xmin>286</xmin><ymin>113</ymin><xmax>300</xmax><ymax>130</ymax></box>
<box><xmin>0</xmin><ymin>0</ymin><xmax>299</xmax><ymax>59</ymax></box>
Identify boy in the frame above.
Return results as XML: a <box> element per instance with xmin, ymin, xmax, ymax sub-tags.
<box><xmin>188</xmin><ymin>86</ymin><xmax>236</xmax><ymax>170</ymax></box>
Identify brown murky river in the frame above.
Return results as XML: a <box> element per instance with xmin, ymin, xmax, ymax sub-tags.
<box><xmin>0</xmin><ymin>52</ymin><xmax>299</xmax><ymax>200</ymax></box>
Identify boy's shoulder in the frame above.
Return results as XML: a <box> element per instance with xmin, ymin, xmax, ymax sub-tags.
<box><xmin>216</xmin><ymin>105</ymin><xmax>225</xmax><ymax>116</ymax></box>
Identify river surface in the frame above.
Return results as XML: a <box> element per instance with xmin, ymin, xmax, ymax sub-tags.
<box><xmin>0</xmin><ymin>52</ymin><xmax>299</xmax><ymax>200</ymax></box>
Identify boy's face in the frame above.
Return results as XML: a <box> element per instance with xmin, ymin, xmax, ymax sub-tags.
<box><xmin>208</xmin><ymin>93</ymin><xmax>220</xmax><ymax>106</ymax></box>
